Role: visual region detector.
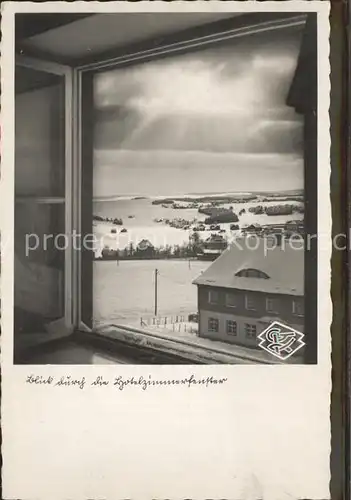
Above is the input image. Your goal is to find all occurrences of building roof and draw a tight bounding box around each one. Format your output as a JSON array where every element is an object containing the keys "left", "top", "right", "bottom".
[
  {"left": 193, "top": 236, "right": 304, "bottom": 296},
  {"left": 138, "top": 239, "right": 154, "bottom": 250}
]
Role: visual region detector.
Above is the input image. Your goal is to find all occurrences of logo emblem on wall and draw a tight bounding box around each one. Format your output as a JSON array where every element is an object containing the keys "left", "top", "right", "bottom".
[{"left": 257, "top": 321, "right": 305, "bottom": 360}]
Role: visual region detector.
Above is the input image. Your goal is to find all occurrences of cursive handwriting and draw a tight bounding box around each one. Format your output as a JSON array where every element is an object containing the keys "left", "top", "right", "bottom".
[
  {"left": 91, "top": 376, "right": 109, "bottom": 386},
  {"left": 114, "top": 374, "right": 228, "bottom": 391},
  {"left": 55, "top": 376, "right": 86, "bottom": 390},
  {"left": 26, "top": 374, "right": 54, "bottom": 385}
]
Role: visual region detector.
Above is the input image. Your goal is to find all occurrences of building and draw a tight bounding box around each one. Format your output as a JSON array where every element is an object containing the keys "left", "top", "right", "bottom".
[
  {"left": 197, "top": 234, "right": 228, "bottom": 261},
  {"left": 285, "top": 220, "right": 304, "bottom": 234},
  {"left": 192, "top": 236, "right": 304, "bottom": 349},
  {"left": 136, "top": 239, "right": 155, "bottom": 257}
]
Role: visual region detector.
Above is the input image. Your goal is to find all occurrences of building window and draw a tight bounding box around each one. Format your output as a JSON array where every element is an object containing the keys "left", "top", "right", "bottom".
[
  {"left": 245, "top": 324, "right": 257, "bottom": 339},
  {"left": 208, "top": 318, "right": 219, "bottom": 333},
  {"left": 245, "top": 294, "right": 256, "bottom": 311},
  {"left": 226, "top": 320, "right": 237, "bottom": 335},
  {"left": 225, "top": 293, "right": 238, "bottom": 308},
  {"left": 235, "top": 268, "right": 270, "bottom": 279},
  {"left": 266, "top": 297, "right": 279, "bottom": 313},
  {"left": 292, "top": 299, "right": 304, "bottom": 316},
  {"left": 208, "top": 290, "right": 219, "bottom": 305}
]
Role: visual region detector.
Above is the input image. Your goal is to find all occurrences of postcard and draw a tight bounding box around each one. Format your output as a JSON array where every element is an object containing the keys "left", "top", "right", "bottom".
[{"left": 1, "top": 1, "right": 332, "bottom": 499}]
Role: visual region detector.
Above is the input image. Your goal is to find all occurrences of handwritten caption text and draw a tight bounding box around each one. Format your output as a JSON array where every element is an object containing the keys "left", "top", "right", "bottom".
[{"left": 25, "top": 374, "right": 228, "bottom": 391}]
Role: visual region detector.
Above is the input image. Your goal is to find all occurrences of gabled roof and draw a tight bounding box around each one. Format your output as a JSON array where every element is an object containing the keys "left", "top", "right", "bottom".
[
  {"left": 193, "top": 236, "right": 304, "bottom": 296},
  {"left": 137, "top": 239, "right": 154, "bottom": 250}
]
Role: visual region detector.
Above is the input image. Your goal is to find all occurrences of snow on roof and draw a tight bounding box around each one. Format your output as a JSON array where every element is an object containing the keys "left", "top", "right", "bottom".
[{"left": 193, "top": 236, "right": 304, "bottom": 296}]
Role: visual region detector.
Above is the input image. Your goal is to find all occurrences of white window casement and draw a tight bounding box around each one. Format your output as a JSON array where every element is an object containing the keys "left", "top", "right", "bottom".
[
  {"left": 12, "top": 12, "right": 309, "bottom": 362},
  {"left": 14, "top": 56, "right": 76, "bottom": 349},
  {"left": 292, "top": 299, "right": 305, "bottom": 317}
]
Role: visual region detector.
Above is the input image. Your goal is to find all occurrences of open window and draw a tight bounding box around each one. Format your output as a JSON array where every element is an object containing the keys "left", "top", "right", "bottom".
[
  {"left": 13, "top": 12, "right": 317, "bottom": 364},
  {"left": 14, "top": 58, "right": 74, "bottom": 355}
]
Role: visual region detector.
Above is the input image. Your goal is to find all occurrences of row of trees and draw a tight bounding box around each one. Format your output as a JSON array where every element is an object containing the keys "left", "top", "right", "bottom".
[
  {"left": 248, "top": 204, "right": 304, "bottom": 216},
  {"left": 93, "top": 215, "right": 123, "bottom": 225}
]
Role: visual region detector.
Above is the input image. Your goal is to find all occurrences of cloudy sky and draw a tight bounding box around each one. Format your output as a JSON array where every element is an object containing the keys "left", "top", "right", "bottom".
[{"left": 93, "top": 24, "right": 304, "bottom": 198}]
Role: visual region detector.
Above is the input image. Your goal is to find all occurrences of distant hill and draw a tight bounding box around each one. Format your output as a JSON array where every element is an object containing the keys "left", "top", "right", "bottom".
[{"left": 251, "top": 189, "right": 304, "bottom": 196}]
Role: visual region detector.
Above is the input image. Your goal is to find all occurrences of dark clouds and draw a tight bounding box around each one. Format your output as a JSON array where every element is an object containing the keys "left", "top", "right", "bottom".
[
  {"left": 94, "top": 111, "right": 303, "bottom": 155},
  {"left": 92, "top": 24, "right": 305, "bottom": 196}
]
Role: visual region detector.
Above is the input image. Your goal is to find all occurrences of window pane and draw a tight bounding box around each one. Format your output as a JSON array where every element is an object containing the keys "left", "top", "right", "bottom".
[
  {"left": 208, "top": 318, "right": 219, "bottom": 332},
  {"left": 245, "top": 295, "right": 256, "bottom": 310},
  {"left": 209, "top": 290, "right": 219, "bottom": 304},
  {"left": 293, "top": 299, "right": 304, "bottom": 316},
  {"left": 15, "top": 66, "right": 65, "bottom": 197},
  {"left": 266, "top": 297, "right": 279, "bottom": 312},
  {"left": 14, "top": 202, "right": 65, "bottom": 332},
  {"left": 245, "top": 324, "right": 257, "bottom": 339},
  {"left": 226, "top": 320, "right": 237, "bottom": 335},
  {"left": 226, "top": 293, "right": 237, "bottom": 307}
]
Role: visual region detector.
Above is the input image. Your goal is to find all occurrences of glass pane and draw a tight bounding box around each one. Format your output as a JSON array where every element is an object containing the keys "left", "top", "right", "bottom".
[
  {"left": 14, "top": 202, "right": 65, "bottom": 333},
  {"left": 91, "top": 20, "right": 308, "bottom": 363},
  {"left": 15, "top": 66, "right": 65, "bottom": 197}
]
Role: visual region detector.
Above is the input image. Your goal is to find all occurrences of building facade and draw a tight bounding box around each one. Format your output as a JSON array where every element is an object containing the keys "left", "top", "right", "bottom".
[
  {"left": 197, "top": 285, "right": 304, "bottom": 348},
  {"left": 193, "top": 237, "right": 304, "bottom": 350}
]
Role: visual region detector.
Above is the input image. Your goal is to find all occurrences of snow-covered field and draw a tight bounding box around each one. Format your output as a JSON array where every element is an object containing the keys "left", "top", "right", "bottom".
[
  {"left": 93, "top": 198, "right": 304, "bottom": 256},
  {"left": 93, "top": 259, "right": 208, "bottom": 327}
]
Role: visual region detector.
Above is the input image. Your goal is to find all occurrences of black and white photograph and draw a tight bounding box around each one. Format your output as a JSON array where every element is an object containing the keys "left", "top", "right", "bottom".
[{"left": 12, "top": 8, "right": 318, "bottom": 365}]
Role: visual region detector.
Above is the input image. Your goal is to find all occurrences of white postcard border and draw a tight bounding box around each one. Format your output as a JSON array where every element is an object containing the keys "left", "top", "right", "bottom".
[{"left": 1, "top": 2, "right": 331, "bottom": 499}]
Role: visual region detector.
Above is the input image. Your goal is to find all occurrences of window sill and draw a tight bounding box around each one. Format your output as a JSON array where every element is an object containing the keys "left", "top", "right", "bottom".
[
  {"left": 92, "top": 324, "right": 279, "bottom": 364},
  {"left": 14, "top": 324, "right": 301, "bottom": 364},
  {"left": 14, "top": 318, "right": 72, "bottom": 362},
  {"left": 15, "top": 337, "right": 136, "bottom": 365}
]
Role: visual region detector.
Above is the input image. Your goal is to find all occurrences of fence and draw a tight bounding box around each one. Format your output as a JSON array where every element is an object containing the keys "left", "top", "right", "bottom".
[{"left": 140, "top": 315, "right": 198, "bottom": 334}]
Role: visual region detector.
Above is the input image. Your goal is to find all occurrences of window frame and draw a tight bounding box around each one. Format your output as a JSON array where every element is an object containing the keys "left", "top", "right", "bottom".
[
  {"left": 292, "top": 299, "right": 304, "bottom": 317},
  {"left": 235, "top": 268, "right": 270, "bottom": 279},
  {"left": 14, "top": 55, "right": 76, "bottom": 350},
  {"left": 226, "top": 320, "right": 237, "bottom": 336},
  {"left": 245, "top": 323, "right": 257, "bottom": 339},
  {"left": 245, "top": 294, "right": 256, "bottom": 311},
  {"left": 14, "top": 13, "right": 313, "bottom": 363},
  {"left": 208, "top": 289, "right": 220, "bottom": 305},
  {"left": 266, "top": 297, "right": 279, "bottom": 314},
  {"left": 75, "top": 14, "right": 307, "bottom": 337},
  {"left": 208, "top": 317, "right": 219, "bottom": 333},
  {"left": 225, "top": 292, "right": 238, "bottom": 308}
]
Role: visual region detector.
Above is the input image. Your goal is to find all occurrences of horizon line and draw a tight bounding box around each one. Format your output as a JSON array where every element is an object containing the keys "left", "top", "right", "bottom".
[{"left": 93, "top": 188, "right": 304, "bottom": 202}]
